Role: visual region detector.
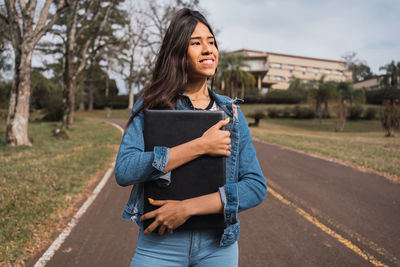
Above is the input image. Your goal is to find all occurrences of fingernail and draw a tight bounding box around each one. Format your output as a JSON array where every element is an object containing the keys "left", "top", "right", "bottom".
[
  {"left": 148, "top": 198, "right": 154, "bottom": 203},
  {"left": 225, "top": 117, "right": 230, "bottom": 122}
]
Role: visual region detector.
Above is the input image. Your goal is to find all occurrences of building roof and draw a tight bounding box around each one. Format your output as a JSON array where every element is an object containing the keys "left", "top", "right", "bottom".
[{"left": 233, "top": 49, "right": 347, "bottom": 64}]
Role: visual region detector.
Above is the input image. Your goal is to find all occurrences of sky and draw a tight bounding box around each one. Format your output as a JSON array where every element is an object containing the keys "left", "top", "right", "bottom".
[
  {"left": 2, "top": 0, "right": 399, "bottom": 94},
  {"left": 197, "top": 0, "right": 400, "bottom": 74}
]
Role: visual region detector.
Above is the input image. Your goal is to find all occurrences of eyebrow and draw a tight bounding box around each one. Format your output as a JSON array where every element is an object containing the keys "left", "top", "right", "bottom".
[{"left": 190, "top": 36, "right": 214, "bottom": 40}]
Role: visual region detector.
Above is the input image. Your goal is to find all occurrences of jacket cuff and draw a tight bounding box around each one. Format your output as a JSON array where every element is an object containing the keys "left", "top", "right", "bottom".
[
  {"left": 219, "top": 183, "right": 238, "bottom": 225},
  {"left": 152, "top": 146, "right": 170, "bottom": 173}
]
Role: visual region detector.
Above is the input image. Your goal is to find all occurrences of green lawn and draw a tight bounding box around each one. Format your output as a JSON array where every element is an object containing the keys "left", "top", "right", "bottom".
[
  {"left": 0, "top": 118, "right": 122, "bottom": 266},
  {"left": 79, "top": 106, "right": 398, "bottom": 179},
  {"left": 248, "top": 118, "right": 400, "bottom": 179}
]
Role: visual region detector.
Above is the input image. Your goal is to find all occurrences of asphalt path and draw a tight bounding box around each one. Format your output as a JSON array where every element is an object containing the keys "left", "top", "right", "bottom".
[{"left": 29, "top": 119, "right": 400, "bottom": 267}]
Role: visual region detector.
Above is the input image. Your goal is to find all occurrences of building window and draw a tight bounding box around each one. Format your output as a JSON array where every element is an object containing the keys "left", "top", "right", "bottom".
[
  {"left": 274, "top": 76, "right": 282, "bottom": 81},
  {"left": 313, "top": 68, "right": 319, "bottom": 73},
  {"left": 300, "top": 66, "right": 307, "bottom": 72},
  {"left": 265, "top": 75, "right": 270, "bottom": 80},
  {"left": 324, "top": 69, "right": 332, "bottom": 74},
  {"left": 336, "top": 70, "right": 343, "bottom": 76},
  {"left": 271, "top": 63, "right": 282, "bottom": 69},
  {"left": 287, "top": 65, "right": 295, "bottom": 70}
]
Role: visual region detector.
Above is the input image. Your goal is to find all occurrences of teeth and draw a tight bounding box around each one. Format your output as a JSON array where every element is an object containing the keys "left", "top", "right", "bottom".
[{"left": 202, "top": 60, "right": 213, "bottom": 63}]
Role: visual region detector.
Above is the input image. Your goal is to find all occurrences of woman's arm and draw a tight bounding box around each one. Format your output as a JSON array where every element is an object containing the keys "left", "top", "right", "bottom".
[
  {"left": 165, "top": 118, "right": 231, "bottom": 172},
  {"left": 219, "top": 108, "right": 267, "bottom": 228},
  {"left": 115, "top": 103, "right": 231, "bottom": 186},
  {"left": 140, "top": 192, "right": 223, "bottom": 235}
]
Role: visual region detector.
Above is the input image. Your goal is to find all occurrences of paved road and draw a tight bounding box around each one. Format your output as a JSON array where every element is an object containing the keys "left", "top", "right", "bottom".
[{"left": 29, "top": 119, "right": 400, "bottom": 267}]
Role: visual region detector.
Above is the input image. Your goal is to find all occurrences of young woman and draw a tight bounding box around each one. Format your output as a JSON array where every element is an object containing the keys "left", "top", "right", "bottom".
[{"left": 115, "top": 8, "right": 267, "bottom": 267}]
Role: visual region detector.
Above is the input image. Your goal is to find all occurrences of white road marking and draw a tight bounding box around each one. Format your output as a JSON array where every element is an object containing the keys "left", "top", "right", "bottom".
[{"left": 34, "top": 119, "right": 124, "bottom": 267}]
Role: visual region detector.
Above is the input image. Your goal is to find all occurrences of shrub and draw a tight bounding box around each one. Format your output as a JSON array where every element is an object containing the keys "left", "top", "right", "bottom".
[
  {"left": 0, "top": 82, "right": 11, "bottom": 109},
  {"left": 282, "top": 107, "right": 292, "bottom": 118},
  {"left": 364, "top": 107, "right": 379, "bottom": 120},
  {"left": 265, "top": 89, "right": 305, "bottom": 104},
  {"left": 94, "top": 94, "right": 129, "bottom": 109},
  {"left": 248, "top": 110, "right": 266, "bottom": 127},
  {"left": 293, "top": 106, "right": 315, "bottom": 119},
  {"left": 267, "top": 107, "right": 280, "bottom": 118},
  {"left": 41, "top": 92, "right": 63, "bottom": 121},
  {"left": 348, "top": 105, "right": 364, "bottom": 120}
]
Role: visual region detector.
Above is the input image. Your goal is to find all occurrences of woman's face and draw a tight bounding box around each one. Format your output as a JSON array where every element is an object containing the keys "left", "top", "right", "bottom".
[{"left": 187, "top": 22, "right": 219, "bottom": 80}]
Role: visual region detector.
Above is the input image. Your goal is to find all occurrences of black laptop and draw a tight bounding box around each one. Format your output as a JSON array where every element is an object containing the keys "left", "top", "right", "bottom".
[{"left": 143, "top": 109, "right": 226, "bottom": 231}]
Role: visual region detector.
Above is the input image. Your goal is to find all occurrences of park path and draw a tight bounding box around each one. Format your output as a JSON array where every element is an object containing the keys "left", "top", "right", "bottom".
[{"left": 29, "top": 119, "right": 400, "bottom": 267}]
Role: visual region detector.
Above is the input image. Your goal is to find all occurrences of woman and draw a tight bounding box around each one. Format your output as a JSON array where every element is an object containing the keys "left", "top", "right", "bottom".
[{"left": 115, "top": 8, "right": 267, "bottom": 267}]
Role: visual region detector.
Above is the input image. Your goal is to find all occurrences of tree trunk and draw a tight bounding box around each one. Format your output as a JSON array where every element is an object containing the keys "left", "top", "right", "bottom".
[
  {"left": 128, "top": 82, "right": 135, "bottom": 110},
  {"left": 88, "top": 83, "right": 94, "bottom": 112},
  {"left": 240, "top": 83, "right": 245, "bottom": 99},
  {"left": 78, "top": 86, "right": 85, "bottom": 110},
  {"left": 67, "top": 80, "right": 76, "bottom": 128},
  {"left": 324, "top": 100, "right": 329, "bottom": 116},
  {"left": 61, "top": 77, "right": 76, "bottom": 131},
  {"left": 230, "top": 81, "right": 235, "bottom": 99},
  {"left": 79, "top": 101, "right": 85, "bottom": 110},
  {"left": 6, "top": 49, "right": 33, "bottom": 146},
  {"left": 105, "top": 75, "right": 109, "bottom": 97}
]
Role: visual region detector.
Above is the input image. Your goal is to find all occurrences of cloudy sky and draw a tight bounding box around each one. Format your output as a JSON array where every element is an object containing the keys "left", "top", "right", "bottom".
[{"left": 198, "top": 0, "right": 400, "bottom": 73}]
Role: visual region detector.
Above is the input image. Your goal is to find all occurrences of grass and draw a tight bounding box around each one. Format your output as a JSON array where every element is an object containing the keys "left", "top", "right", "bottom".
[
  {"left": 75, "top": 109, "right": 131, "bottom": 120},
  {"left": 248, "top": 118, "right": 400, "bottom": 179},
  {"left": 239, "top": 103, "right": 382, "bottom": 116},
  {"left": 0, "top": 118, "right": 122, "bottom": 266},
  {"left": 77, "top": 106, "right": 399, "bottom": 178}
]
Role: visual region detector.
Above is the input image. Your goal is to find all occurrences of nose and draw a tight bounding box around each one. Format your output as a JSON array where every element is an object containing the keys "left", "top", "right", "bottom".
[{"left": 202, "top": 42, "right": 213, "bottom": 55}]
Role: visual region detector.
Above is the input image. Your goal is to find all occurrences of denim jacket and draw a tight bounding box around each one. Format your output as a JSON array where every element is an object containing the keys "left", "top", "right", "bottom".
[{"left": 115, "top": 90, "right": 267, "bottom": 246}]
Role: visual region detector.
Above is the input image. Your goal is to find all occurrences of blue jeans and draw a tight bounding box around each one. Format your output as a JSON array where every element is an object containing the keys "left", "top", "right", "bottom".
[{"left": 130, "top": 229, "right": 238, "bottom": 267}]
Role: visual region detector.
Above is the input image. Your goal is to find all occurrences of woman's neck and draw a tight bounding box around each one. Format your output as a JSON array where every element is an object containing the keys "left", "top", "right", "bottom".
[{"left": 184, "top": 78, "right": 209, "bottom": 101}]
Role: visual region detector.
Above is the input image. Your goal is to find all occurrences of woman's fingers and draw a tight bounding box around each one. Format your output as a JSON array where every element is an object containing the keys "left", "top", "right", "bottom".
[
  {"left": 158, "top": 225, "right": 166, "bottom": 235},
  {"left": 143, "top": 221, "right": 159, "bottom": 235},
  {"left": 149, "top": 199, "right": 168, "bottom": 206},
  {"left": 213, "top": 118, "right": 229, "bottom": 130}
]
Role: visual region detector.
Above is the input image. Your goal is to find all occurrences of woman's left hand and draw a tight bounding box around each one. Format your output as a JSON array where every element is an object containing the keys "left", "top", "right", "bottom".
[{"left": 139, "top": 199, "right": 191, "bottom": 235}]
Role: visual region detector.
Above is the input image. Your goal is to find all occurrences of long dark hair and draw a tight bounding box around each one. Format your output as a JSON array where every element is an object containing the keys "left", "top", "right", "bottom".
[{"left": 127, "top": 8, "right": 218, "bottom": 125}]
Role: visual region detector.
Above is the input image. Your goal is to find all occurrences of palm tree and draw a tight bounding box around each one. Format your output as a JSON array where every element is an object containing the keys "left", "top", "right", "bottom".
[
  {"left": 307, "top": 76, "right": 338, "bottom": 128},
  {"left": 379, "top": 61, "right": 400, "bottom": 89},
  {"left": 215, "top": 52, "right": 255, "bottom": 99}
]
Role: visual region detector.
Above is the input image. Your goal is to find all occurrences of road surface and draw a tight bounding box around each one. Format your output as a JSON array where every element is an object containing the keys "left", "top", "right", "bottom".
[{"left": 29, "top": 119, "right": 400, "bottom": 267}]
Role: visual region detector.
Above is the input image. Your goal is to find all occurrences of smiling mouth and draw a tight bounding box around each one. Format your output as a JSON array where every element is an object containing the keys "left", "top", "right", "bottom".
[{"left": 199, "top": 59, "right": 214, "bottom": 64}]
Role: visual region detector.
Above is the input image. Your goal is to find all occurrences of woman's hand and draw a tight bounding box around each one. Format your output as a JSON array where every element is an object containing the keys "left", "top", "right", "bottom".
[
  {"left": 163, "top": 118, "right": 231, "bottom": 173},
  {"left": 140, "top": 199, "right": 191, "bottom": 235},
  {"left": 201, "top": 118, "right": 231, "bottom": 157}
]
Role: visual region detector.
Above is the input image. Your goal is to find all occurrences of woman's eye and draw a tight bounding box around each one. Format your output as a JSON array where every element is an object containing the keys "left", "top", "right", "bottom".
[
  {"left": 191, "top": 42, "right": 200, "bottom": 45},
  {"left": 209, "top": 41, "right": 214, "bottom": 45}
]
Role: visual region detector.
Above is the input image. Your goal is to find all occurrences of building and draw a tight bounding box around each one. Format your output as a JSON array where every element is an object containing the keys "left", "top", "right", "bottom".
[
  {"left": 353, "top": 77, "right": 380, "bottom": 91},
  {"left": 234, "top": 49, "right": 352, "bottom": 91}
]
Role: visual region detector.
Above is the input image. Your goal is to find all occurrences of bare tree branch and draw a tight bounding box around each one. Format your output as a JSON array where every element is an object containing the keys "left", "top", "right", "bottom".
[{"left": 33, "top": 0, "right": 67, "bottom": 44}]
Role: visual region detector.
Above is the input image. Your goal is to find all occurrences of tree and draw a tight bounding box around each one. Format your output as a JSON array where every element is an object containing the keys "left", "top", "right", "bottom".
[
  {"left": 118, "top": 0, "right": 200, "bottom": 109},
  {"left": 216, "top": 52, "right": 255, "bottom": 99},
  {"left": 307, "top": 76, "right": 338, "bottom": 128},
  {"left": 381, "top": 99, "right": 399, "bottom": 137},
  {"left": 332, "top": 81, "right": 365, "bottom": 131},
  {"left": 379, "top": 60, "right": 400, "bottom": 137},
  {"left": 59, "top": 0, "right": 123, "bottom": 131},
  {"left": 1, "top": 0, "right": 67, "bottom": 146},
  {"left": 120, "top": 7, "right": 147, "bottom": 110},
  {"left": 342, "top": 52, "right": 374, "bottom": 82},
  {"left": 379, "top": 60, "right": 400, "bottom": 90}
]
